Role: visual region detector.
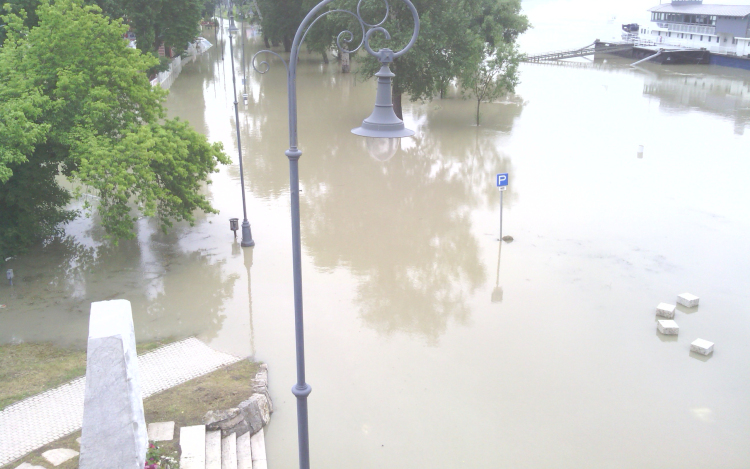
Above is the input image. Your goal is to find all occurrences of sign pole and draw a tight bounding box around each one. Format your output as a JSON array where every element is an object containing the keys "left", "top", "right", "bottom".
[
  {"left": 496, "top": 172, "right": 508, "bottom": 241},
  {"left": 499, "top": 190, "right": 503, "bottom": 241}
]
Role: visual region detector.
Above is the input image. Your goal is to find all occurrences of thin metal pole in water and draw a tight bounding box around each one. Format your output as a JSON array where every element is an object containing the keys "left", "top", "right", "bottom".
[
  {"left": 499, "top": 190, "right": 504, "bottom": 241},
  {"left": 229, "top": 29, "right": 255, "bottom": 247}
]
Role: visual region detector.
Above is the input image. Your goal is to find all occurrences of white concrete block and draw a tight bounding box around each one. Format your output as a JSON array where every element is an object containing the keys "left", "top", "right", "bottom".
[
  {"left": 79, "top": 300, "right": 147, "bottom": 469},
  {"left": 677, "top": 293, "right": 699, "bottom": 307},
  {"left": 656, "top": 303, "right": 676, "bottom": 319},
  {"left": 180, "top": 425, "right": 206, "bottom": 469},
  {"left": 237, "top": 432, "right": 253, "bottom": 469},
  {"left": 250, "top": 428, "right": 266, "bottom": 469},
  {"left": 205, "top": 430, "right": 222, "bottom": 469},
  {"left": 148, "top": 421, "right": 175, "bottom": 441},
  {"left": 691, "top": 339, "right": 714, "bottom": 355},
  {"left": 657, "top": 320, "right": 679, "bottom": 335},
  {"left": 222, "top": 433, "right": 238, "bottom": 469},
  {"left": 41, "top": 448, "right": 79, "bottom": 466}
]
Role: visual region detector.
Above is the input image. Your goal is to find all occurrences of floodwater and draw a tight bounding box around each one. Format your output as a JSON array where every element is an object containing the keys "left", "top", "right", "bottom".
[{"left": 3, "top": 7, "right": 750, "bottom": 469}]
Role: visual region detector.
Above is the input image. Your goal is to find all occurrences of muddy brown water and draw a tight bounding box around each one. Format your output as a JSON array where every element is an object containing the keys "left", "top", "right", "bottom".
[{"left": 2, "top": 13, "right": 750, "bottom": 469}]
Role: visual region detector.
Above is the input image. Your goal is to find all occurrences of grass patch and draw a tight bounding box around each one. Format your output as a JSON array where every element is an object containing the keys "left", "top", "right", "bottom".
[
  {"left": 0, "top": 343, "right": 86, "bottom": 410},
  {"left": 2, "top": 359, "right": 260, "bottom": 469},
  {"left": 0, "top": 339, "right": 176, "bottom": 410}
]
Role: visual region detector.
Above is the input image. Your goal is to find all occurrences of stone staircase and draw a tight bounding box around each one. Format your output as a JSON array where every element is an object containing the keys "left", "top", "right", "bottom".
[{"left": 179, "top": 426, "right": 267, "bottom": 469}]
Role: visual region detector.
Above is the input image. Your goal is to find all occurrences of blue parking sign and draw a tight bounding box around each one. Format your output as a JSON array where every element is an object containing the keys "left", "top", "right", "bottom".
[{"left": 496, "top": 173, "right": 509, "bottom": 187}]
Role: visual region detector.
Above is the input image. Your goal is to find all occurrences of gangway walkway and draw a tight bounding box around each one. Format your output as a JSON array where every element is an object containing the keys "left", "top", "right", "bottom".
[{"left": 524, "top": 41, "right": 635, "bottom": 63}]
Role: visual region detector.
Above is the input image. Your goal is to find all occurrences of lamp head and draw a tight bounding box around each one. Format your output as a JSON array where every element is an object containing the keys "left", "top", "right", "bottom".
[
  {"left": 228, "top": 15, "right": 239, "bottom": 33},
  {"left": 352, "top": 53, "right": 414, "bottom": 140}
]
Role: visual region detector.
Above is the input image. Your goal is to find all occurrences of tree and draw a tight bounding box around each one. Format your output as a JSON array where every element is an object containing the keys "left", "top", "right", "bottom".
[
  {"left": 461, "top": 42, "right": 521, "bottom": 125},
  {"left": 256, "top": 0, "right": 303, "bottom": 52},
  {"left": 122, "top": 0, "right": 203, "bottom": 57},
  {"left": 0, "top": 0, "right": 229, "bottom": 257},
  {"left": 355, "top": 0, "right": 529, "bottom": 119}
]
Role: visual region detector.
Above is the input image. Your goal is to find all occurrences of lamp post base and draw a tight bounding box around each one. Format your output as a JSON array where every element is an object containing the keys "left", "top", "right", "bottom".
[{"left": 241, "top": 220, "right": 255, "bottom": 247}]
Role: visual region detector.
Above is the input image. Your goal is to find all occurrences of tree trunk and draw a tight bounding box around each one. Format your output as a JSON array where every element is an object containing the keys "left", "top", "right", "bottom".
[
  {"left": 321, "top": 51, "right": 329, "bottom": 64},
  {"left": 393, "top": 92, "right": 403, "bottom": 120},
  {"left": 283, "top": 35, "right": 292, "bottom": 53},
  {"left": 476, "top": 100, "right": 481, "bottom": 126},
  {"left": 342, "top": 51, "right": 350, "bottom": 73},
  {"left": 264, "top": 35, "right": 270, "bottom": 48}
]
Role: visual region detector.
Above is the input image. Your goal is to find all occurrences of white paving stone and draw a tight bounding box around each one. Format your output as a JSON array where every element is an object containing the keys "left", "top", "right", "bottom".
[
  {"left": 0, "top": 337, "right": 242, "bottom": 467},
  {"left": 657, "top": 320, "right": 679, "bottom": 335},
  {"left": 15, "top": 463, "right": 46, "bottom": 469},
  {"left": 237, "top": 432, "right": 253, "bottom": 469},
  {"left": 148, "top": 421, "right": 176, "bottom": 441},
  {"left": 656, "top": 303, "right": 676, "bottom": 319},
  {"left": 677, "top": 293, "right": 699, "bottom": 307},
  {"left": 180, "top": 425, "right": 206, "bottom": 469},
  {"left": 222, "top": 433, "right": 238, "bottom": 469},
  {"left": 250, "top": 429, "right": 267, "bottom": 469},
  {"left": 41, "top": 448, "right": 79, "bottom": 466},
  {"left": 691, "top": 339, "right": 714, "bottom": 355},
  {"left": 205, "top": 430, "right": 222, "bottom": 469}
]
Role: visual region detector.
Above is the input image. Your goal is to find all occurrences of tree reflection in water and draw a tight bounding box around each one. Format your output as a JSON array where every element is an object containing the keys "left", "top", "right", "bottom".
[
  {"left": 0, "top": 218, "right": 238, "bottom": 347},
  {"left": 295, "top": 98, "right": 524, "bottom": 344}
]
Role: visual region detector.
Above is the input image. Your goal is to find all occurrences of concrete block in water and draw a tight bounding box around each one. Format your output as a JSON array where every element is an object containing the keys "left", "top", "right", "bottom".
[
  {"left": 79, "top": 300, "right": 147, "bottom": 469},
  {"left": 656, "top": 303, "right": 676, "bottom": 319},
  {"left": 691, "top": 339, "right": 714, "bottom": 355},
  {"left": 657, "top": 320, "right": 679, "bottom": 335},
  {"left": 677, "top": 293, "right": 699, "bottom": 307}
]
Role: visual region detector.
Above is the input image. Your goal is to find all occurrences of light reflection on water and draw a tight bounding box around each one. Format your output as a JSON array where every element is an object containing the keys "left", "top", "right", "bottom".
[{"left": 1, "top": 16, "right": 750, "bottom": 469}]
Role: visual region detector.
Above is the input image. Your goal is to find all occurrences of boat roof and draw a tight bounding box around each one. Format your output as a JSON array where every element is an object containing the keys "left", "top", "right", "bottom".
[{"left": 649, "top": 4, "right": 750, "bottom": 17}]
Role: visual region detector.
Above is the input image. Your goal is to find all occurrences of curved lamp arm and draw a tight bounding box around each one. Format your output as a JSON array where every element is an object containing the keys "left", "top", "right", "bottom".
[{"left": 251, "top": 0, "right": 420, "bottom": 149}]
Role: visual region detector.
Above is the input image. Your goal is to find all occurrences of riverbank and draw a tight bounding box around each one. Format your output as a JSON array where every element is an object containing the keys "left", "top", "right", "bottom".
[
  {"left": 0, "top": 340, "right": 171, "bottom": 410},
  {"left": 1, "top": 359, "right": 260, "bottom": 469}
]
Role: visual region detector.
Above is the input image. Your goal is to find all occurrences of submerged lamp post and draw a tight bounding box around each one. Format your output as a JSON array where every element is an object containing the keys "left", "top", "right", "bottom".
[
  {"left": 252, "top": 1, "right": 419, "bottom": 468},
  {"left": 228, "top": 14, "right": 255, "bottom": 247}
]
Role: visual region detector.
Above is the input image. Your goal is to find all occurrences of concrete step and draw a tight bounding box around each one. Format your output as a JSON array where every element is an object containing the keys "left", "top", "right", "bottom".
[
  {"left": 179, "top": 425, "right": 206, "bottom": 469},
  {"left": 249, "top": 429, "right": 267, "bottom": 469},
  {"left": 221, "top": 433, "right": 238, "bottom": 469},
  {"left": 180, "top": 424, "right": 266, "bottom": 469},
  {"left": 205, "top": 430, "right": 222, "bottom": 469},
  {"left": 236, "top": 432, "right": 252, "bottom": 469}
]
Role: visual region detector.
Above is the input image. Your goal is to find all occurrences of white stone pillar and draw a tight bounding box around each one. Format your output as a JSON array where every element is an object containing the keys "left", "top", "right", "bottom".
[{"left": 79, "top": 300, "right": 147, "bottom": 469}]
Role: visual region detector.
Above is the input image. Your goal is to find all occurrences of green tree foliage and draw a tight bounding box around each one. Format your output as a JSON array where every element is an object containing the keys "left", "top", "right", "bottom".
[
  {"left": 0, "top": 0, "right": 229, "bottom": 256},
  {"left": 460, "top": 42, "right": 521, "bottom": 125},
  {"left": 123, "top": 0, "right": 203, "bottom": 56},
  {"left": 253, "top": 0, "right": 528, "bottom": 118},
  {"left": 357, "top": 0, "right": 529, "bottom": 118},
  {"left": 256, "top": 0, "right": 303, "bottom": 51}
]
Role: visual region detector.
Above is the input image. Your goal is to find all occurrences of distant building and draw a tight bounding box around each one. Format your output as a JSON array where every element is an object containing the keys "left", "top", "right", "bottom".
[{"left": 641, "top": 0, "right": 750, "bottom": 56}]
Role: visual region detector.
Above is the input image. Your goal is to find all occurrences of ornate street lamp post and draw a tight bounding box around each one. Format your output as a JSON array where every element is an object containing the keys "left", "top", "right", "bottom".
[
  {"left": 252, "top": 1, "right": 419, "bottom": 468},
  {"left": 228, "top": 15, "right": 255, "bottom": 247}
]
